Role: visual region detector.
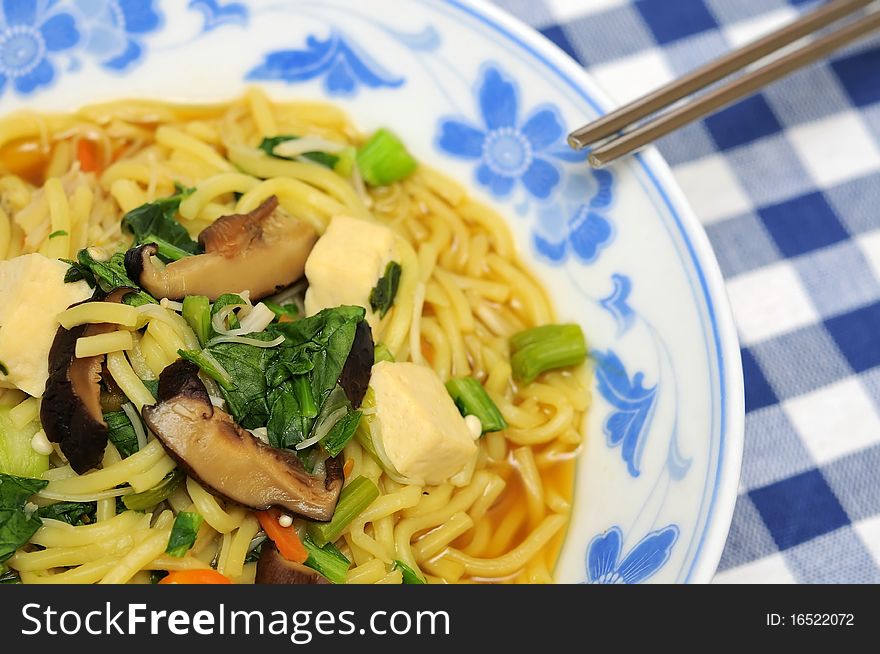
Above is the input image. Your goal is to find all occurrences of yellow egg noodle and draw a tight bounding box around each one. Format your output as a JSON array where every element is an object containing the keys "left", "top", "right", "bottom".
[{"left": 0, "top": 88, "right": 589, "bottom": 584}]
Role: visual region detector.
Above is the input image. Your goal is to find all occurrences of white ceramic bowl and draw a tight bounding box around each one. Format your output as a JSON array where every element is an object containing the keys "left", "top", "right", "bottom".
[{"left": 0, "top": 0, "right": 744, "bottom": 583}]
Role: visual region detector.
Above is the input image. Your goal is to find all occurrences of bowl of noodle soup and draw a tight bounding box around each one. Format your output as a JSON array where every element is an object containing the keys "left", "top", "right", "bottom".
[{"left": 0, "top": 0, "right": 743, "bottom": 584}]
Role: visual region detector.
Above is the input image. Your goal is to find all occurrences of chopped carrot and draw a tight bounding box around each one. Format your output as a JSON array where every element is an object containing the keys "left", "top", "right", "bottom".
[
  {"left": 343, "top": 458, "right": 354, "bottom": 478},
  {"left": 76, "top": 139, "right": 102, "bottom": 174},
  {"left": 159, "top": 569, "right": 231, "bottom": 585},
  {"left": 256, "top": 508, "right": 308, "bottom": 563}
]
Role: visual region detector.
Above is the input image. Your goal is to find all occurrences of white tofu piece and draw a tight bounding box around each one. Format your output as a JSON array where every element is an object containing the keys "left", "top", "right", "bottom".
[
  {"left": 0, "top": 254, "right": 93, "bottom": 396},
  {"left": 304, "top": 215, "right": 397, "bottom": 331},
  {"left": 370, "top": 361, "right": 477, "bottom": 485}
]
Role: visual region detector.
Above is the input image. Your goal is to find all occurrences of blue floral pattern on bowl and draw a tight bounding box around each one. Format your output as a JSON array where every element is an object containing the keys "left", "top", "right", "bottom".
[
  {"left": 587, "top": 525, "right": 678, "bottom": 584},
  {"left": 0, "top": 0, "right": 80, "bottom": 95},
  {"left": 75, "top": 0, "right": 162, "bottom": 71},
  {"left": 436, "top": 64, "right": 566, "bottom": 201},
  {"left": 533, "top": 169, "right": 615, "bottom": 264},
  {"left": 188, "top": 0, "right": 247, "bottom": 32},
  {"left": 592, "top": 349, "right": 658, "bottom": 477},
  {"left": 246, "top": 29, "right": 404, "bottom": 97}
]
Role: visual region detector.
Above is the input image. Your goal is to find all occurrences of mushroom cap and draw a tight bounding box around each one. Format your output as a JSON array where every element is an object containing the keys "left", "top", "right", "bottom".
[
  {"left": 125, "top": 196, "right": 317, "bottom": 301},
  {"left": 143, "top": 360, "right": 343, "bottom": 520},
  {"left": 40, "top": 287, "right": 137, "bottom": 473},
  {"left": 255, "top": 542, "right": 330, "bottom": 585}
]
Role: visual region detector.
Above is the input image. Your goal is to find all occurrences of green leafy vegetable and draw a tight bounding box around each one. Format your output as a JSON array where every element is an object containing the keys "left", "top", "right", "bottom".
[
  {"left": 178, "top": 348, "right": 233, "bottom": 390},
  {"left": 142, "top": 379, "right": 160, "bottom": 399},
  {"left": 143, "top": 234, "right": 193, "bottom": 261},
  {"left": 444, "top": 377, "right": 507, "bottom": 433},
  {"left": 0, "top": 406, "right": 49, "bottom": 479},
  {"left": 356, "top": 128, "right": 417, "bottom": 186},
  {"left": 369, "top": 261, "right": 401, "bottom": 318},
  {"left": 0, "top": 473, "right": 48, "bottom": 563},
  {"left": 121, "top": 186, "right": 199, "bottom": 258},
  {"left": 302, "top": 534, "right": 350, "bottom": 584},
  {"left": 211, "top": 293, "right": 247, "bottom": 333},
  {"left": 266, "top": 307, "right": 364, "bottom": 448},
  {"left": 48, "top": 230, "right": 68, "bottom": 239},
  {"left": 259, "top": 135, "right": 339, "bottom": 169},
  {"left": 321, "top": 410, "right": 362, "bottom": 458},
  {"left": 104, "top": 410, "right": 140, "bottom": 458},
  {"left": 63, "top": 249, "right": 155, "bottom": 305},
  {"left": 36, "top": 501, "right": 96, "bottom": 526},
  {"left": 122, "top": 469, "right": 184, "bottom": 511},
  {"left": 165, "top": 512, "right": 204, "bottom": 557},
  {"left": 509, "top": 324, "right": 587, "bottom": 384},
  {"left": 182, "top": 295, "right": 212, "bottom": 347},
  {"left": 373, "top": 343, "right": 394, "bottom": 364},
  {"left": 263, "top": 300, "right": 299, "bottom": 321},
  {"left": 182, "top": 306, "right": 367, "bottom": 452},
  {"left": 306, "top": 476, "right": 379, "bottom": 547},
  {"left": 393, "top": 559, "right": 426, "bottom": 584}
]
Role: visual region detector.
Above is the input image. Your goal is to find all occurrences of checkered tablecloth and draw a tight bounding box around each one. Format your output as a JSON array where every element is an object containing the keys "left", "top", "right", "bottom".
[{"left": 489, "top": 0, "right": 880, "bottom": 583}]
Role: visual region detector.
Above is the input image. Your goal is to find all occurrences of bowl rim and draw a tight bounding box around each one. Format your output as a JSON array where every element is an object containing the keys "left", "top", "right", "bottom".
[{"left": 454, "top": 0, "right": 745, "bottom": 583}]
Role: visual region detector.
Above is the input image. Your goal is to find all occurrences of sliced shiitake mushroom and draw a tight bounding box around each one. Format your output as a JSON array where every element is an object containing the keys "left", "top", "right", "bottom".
[
  {"left": 125, "top": 196, "right": 317, "bottom": 301},
  {"left": 338, "top": 319, "right": 374, "bottom": 408},
  {"left": 255, "top": 542, "right": 330, "bottom": 585},
  {"left": 142, "top": 360, "right": 343, "bottom": 520},
  {"left": 41, "top": 288, "right": 135, "bottom": 473}
]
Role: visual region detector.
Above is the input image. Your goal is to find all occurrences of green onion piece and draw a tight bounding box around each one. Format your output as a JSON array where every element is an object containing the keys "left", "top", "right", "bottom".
[
  {"left": 369, "top": 261, "right": 401, "bottom": 318},
  {"left": 177, "top": 349, "right": 233, "bottom": 390},
  {"left": 333, "top": 146, "right": 357, "bottom": 177},
  {"left": 373, "top": 343, "right": 394, "bottom": 364},
  {"left": 122, "top": 469, "right": 184, "bottom": 511},
  {"left": 182, "top": 295, "right": 212, "bottom": 347},
  {"left": 393, "top": 560, "right": 426, "bottom": 584},
  {"left": 307, "top": 476, "right": 379, "bottom": 547},
  {"left": 48, "top": 230, "right": 68, "bottom": 239},
  {"left": 302, "top": 534, "right": 350, "bottom": 584},
  {"left": 444, "top": 377, "right": 507, "bottom": 433},
  {"left": 292, "top": 374, "right": 318, "bottom": 418},
  {"left": 356, "top": 128, "right": 417, "bottom": 186},
  {"left": 165, "top": 511, "right": 204, "bottom": 557},
  {"left": 263, "top": 300, "right": 299, "bottom": 321},
  {"left": 322, "top": 410, "right": 362, "bottom": 458},
  {"left": 144, "top": 234, "right": 193, "bottom": 261},
  {"left": 509, "top": 324, "right": 587, "bottom": 384}
]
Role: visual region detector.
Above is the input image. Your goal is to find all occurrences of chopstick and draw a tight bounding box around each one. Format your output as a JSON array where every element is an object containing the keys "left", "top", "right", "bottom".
[{"left": 568, "top": 0, "right": 880, "bottom": 167}]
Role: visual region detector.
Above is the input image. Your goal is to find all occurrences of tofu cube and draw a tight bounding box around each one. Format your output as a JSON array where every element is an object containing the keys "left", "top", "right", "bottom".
[
  {"left": 304, "top": 215, "right": 397, "bottom": 331},
  {"left": 370, "top": 361, "right": 477, "bottom": 485},
  {"left": 0, "top": 254, "right": 93, "bottom": 396}
]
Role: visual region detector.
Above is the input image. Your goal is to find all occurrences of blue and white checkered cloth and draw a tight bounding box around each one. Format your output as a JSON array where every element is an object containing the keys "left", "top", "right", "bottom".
[{"left": 490, "top": 0, "right": 880, "bottom": 583}]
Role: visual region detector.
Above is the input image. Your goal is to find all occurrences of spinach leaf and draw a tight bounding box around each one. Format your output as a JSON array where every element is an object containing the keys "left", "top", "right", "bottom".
[
  {"left": 0, "top": 474, "right": 48, "bottom": 563},
  {"left": 122, "top": 186, "right": 199, "bottom": 257},
  {"left": 142, "top": 379, "right": 160, "bottom": 399},
  {"left": 263, "top": 300, "right": 299, "bottom": 321},
  {"left": 369, "top": 261, "right": 401, "bottom": 318},
  {"left": 185, "top": 306, "right": 366, "bottom": 451},
  {"left": 36, "top": 501, "right": 96, "bottom": 526},
  {"left": 322, "top": 409, "right": 362, "bottom": 458},
  {"left": 165, "top": 511, "right": 203, "bottom": 557},
  {"left": 207, "top": 333, "right": 276, "bottom": 429},
  {"left": 63, "top": 250, "right": 156, "bottom": 305},
  {"left": 259, "top": 135, "right": 339, "bottom": 169},
  {"left": 210, "top": 293, "right": 247, "bottom": 333},
  {"left": 104, "top": 410, "right": 140, "bottom": 458},
  {"left": 272, "top": 306, "right": 365, "bottom": 411}
]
